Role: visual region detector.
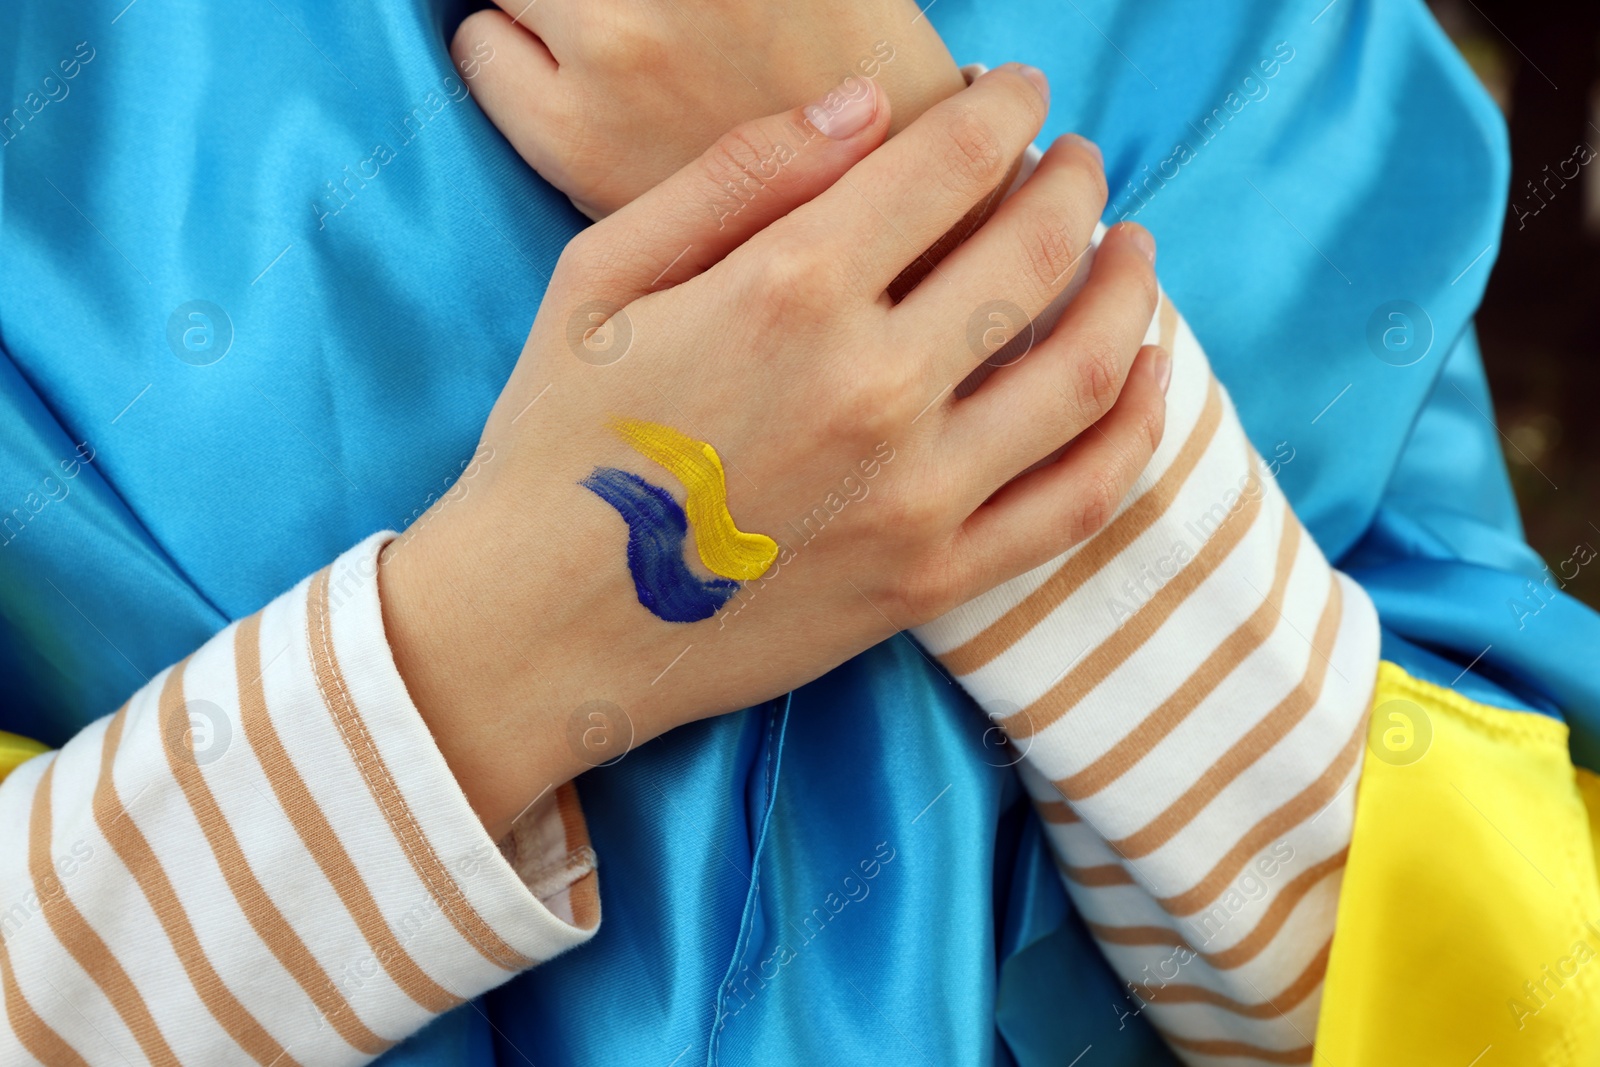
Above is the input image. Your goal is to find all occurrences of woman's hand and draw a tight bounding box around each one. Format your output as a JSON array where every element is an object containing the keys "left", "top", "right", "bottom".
[
  {"left": 451, "top": 0, "right": 968, "bottom": 217},
  {"left": 380, "top": 69, "right": 1167, "bottom": 839}
]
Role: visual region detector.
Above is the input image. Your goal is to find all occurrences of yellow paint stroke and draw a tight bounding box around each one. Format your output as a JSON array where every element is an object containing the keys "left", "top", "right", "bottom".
[{"left": 608, "top": 416, "right": 778, "bottom": 581}]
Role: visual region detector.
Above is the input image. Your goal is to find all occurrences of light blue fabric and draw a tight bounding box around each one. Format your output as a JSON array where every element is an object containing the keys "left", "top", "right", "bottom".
[{"left": 4, "top": 0, "right": 1598, "bottom": 1065}]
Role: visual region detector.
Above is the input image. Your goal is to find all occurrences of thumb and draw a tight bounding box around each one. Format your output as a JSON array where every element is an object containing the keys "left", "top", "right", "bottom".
[{"left": 564, "top": 78, "right": 891, "bottom": 305}]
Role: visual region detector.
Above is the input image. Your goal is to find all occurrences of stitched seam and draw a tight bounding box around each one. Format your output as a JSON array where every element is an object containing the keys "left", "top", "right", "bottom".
[
  {"left": 306, "top": 571, "right": 528, "bottom": 970},
  {"left": 1379, "top": 663, "right": 1568, "bottom": 748},
  {"left": 522, "top": 846, "right": 599, "bottom": 888}
]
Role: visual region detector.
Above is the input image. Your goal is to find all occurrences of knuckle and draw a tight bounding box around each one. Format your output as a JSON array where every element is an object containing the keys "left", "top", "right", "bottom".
[
  {"left": 703, "top": 122, "right": 781, "bottom": 197},
  {"left": 1070, "top": 337, "right": 1124, "bottom": 420},
  {"left": 1136, "top": 392, "right": 1167, "bottom": 456},
  {"left": 746, "top": 242, "right": 835, "bottom": 316},
  {"left": 584, "top": 22, "right": 661, "bottom": 68},
  {"left": 889, "top": 554, "right": 961, "bottom": 623},
  {"left": 551, "top": 226, "right": 653, "bottom": 306},
  {"left": 1071, "top": 471, "right": 1121, "bottom": 543},
  {"left": 554, "top": 226, "right": 631, "bottom": 289},
  {"left": 831, "top": 370, "right": 911, "bottom": 447},
  {"left": 752, "top": 243, "right": 806, "bottom": 289},
  {"left": 552, "top": 228, "right": 601, "bottom": 282},
  {"left": 938, "top": 107, "right": 1007, "bottom": 192},
  {"left": 875, "top": 487, "right": 941, "bottom": 542},
  {"left": 1020, "top": 209, "right": 1082, "bottom": 296}
]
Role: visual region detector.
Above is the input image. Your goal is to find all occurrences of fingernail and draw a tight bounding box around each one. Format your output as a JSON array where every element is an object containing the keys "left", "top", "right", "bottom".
[
  {"left": 1124, "top": 223, "right": 1156, "bottom": 264},
  {"left": 805, "top": 77, "right": 878, "bottom": 140},
  {"left": 1065, "top": 133, "right": 1103, "bottom": 170},
  {"left": 1016, "top": 64, "right": 1050, "bottom": 111},
  {"left": 1152, "top": 346, "right": 1172, "bottom": 395}
]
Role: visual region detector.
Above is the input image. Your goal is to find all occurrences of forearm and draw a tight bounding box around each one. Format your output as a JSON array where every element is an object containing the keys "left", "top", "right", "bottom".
[
  {"left": 0, "top": 534, "right": 597, "bottom": 1065},
  {"left": 910, "top": 171, "right": 1381, "bottom": 1060}
]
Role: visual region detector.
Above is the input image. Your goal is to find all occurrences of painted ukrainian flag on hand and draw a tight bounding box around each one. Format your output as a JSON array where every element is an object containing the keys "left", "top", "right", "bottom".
[{"left": 582, "top": 418, "right": 778, "bottom": 623}]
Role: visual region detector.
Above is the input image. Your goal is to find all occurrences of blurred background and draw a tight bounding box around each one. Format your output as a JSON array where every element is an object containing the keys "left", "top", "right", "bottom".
[{"left": 1430, "top": 0, "right": 1600, "bottom": 607}]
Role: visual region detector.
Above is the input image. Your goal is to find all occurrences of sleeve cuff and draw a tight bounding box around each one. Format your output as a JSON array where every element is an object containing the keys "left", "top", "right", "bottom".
[
  {"left": 305, "top": 531, "right": 601, "bottom": 969},
  {"left": 0, "top": 532, "right": 600, "bottom": 1066}
]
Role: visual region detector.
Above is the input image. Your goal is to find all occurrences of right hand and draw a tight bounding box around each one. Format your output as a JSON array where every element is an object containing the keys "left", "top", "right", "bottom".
[
  {"left": 380, "top": 68, "right": 1168, "bottom": 838},
  {"left": 452, "top": 0, "right": 968, "bottom": 217}
]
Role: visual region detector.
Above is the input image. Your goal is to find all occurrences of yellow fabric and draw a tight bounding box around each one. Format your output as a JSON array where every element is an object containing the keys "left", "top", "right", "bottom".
[
  {"left": 1577, "top": 768, "right": 1600, "bottom": 882},
  {"left": 1317, "top": 662, "right": 1600, "bottom": 1064},
  {"left": 0, "top": 730, "right": 49, "bottom": 784}
]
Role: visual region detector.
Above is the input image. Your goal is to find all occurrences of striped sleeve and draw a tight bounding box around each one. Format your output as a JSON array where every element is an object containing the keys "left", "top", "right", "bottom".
[
  {"left": 912, "top": 182, "right": 1382, "bottom": 1062},
  {"left": 0, "top": 532, "right": 598, "bottom": 1066}
]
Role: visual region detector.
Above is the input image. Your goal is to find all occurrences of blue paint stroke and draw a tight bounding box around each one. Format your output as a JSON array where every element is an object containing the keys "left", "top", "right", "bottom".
[{"left": 581, "top": 466, "right": 741, "bottom": 623}]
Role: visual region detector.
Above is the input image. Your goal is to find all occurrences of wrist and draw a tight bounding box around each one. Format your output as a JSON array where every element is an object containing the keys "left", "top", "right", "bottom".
[{"left": 379, "top": 494, "right": 596, "bottom": 840}]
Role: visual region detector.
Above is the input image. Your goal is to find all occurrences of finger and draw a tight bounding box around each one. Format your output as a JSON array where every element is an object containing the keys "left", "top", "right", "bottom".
[
  {"left": 956, "top": 344, "right": 1170, "bottom": 588},
  {"left": 898, "top": 133, "right": 1109, "bottom": 380},
  {"left": 558, "top": 78, "right": 891, "bottom": 306},
  {"left": 779, "top": 63, "right": 1049, "bottom": 297},
  {"left": 486, "top": 0, "right": 561, "bottom": 44},
  {"left": 453, "top": 11, "right": 567, "bottom": 176},
  {"left": 946, "top": 222, "right": 1160, "bottom": 491}
]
